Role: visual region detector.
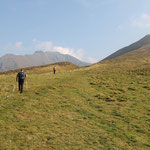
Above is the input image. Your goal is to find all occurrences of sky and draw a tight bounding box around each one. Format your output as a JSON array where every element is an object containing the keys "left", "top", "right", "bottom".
[{"left": 1, "top": 0, "right": 150, "bottom": 63}]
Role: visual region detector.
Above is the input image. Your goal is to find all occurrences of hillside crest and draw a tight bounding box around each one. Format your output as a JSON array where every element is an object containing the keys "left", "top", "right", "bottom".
[{"left": 103, "top": 34, "right": 150, "bottom": 61}]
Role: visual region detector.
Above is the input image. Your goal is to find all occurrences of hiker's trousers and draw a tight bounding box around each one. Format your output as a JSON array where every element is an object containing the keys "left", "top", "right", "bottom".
[{"left": 18, "top": 79, "right": 24, "bottom": 93}]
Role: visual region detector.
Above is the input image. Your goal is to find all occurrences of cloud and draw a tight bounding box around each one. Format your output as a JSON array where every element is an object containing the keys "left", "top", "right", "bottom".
[
  {"left": 3, "top": 40, "right": 96, "bottom": 63},
  {"left": 4, "top": 41, "right": 23, "bottom": 51},
  {"left": 15, "top": 42, "right": 22, "bottom": 49},
  {"left": 132, "top": 13, "right": 150, "bottom": 29},
  {"left": 54, "top": 46, "right": 84, "bottom": 60},
  {"left": 35, "top": 41, "right": 84, "bottom": 60}
]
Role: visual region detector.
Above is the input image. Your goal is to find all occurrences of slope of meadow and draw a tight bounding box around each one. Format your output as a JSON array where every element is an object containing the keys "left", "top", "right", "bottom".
[{"left": 0, "top": 61, "right": 150, "bottom": 149}]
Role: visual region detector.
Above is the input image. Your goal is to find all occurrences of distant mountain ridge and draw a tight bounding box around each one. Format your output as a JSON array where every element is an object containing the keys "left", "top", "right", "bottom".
[
  {"left": 103, "top": 34, "right": 150, "bottom": 61},
  {"left": 0, "top": 51, "right": 89, "bottom": 72}
]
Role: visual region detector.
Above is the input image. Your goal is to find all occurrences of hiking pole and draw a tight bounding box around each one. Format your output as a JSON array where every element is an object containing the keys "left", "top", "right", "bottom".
[
  {"left": 26, "top": 79, "right": 28, "bottom": 89},
  {"left": 12, "top": 83, "right": 16, "bottom": 92}
]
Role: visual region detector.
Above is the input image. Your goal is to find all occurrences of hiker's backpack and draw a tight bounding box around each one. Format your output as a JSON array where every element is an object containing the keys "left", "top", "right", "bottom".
[
  {"left": 53, "top": 66, "right": 56, "bottom": 71},
  {"left": 18, "top": 72, "right": 26, "bottom": 80}
]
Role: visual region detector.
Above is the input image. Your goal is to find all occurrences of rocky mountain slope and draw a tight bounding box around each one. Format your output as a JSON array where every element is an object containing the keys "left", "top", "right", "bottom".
[{"left": 0, "top": 51, "right": 89, "bottom": 72}]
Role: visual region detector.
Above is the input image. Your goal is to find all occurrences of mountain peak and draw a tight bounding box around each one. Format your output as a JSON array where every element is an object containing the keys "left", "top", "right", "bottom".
[
  {"left": 140, "top": 34, "right": 150, "bottom": 43},
  {"left": 0, "top": 51, "right": 89, "bottom": 72},
  {"left": 34, "top": 50, "right": 44, "bottom": 54},
  {"left": 143, "top": 34, "right": 150, "bottom": 39}
]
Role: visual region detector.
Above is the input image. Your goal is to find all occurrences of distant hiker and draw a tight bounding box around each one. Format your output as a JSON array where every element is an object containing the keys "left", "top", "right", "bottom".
[
  {"left": 16, "top": 69, "right": 26, "bottom": 93},
  {"left": 53, "top": 65, "right": 56, "bottom": 74}
]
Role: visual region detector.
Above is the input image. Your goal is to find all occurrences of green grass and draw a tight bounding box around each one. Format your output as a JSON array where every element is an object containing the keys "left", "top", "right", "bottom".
[{"left": 0, "top": 62, "right": 150, "bottom": 149}]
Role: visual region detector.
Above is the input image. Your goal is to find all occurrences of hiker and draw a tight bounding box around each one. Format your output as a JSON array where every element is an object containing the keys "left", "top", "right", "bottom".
[
  {"left": 53, "top": 65, "right": 56, "bottom": 74},
  {"left": 16, "top": 69, "right": 26, "bottom": 93}
]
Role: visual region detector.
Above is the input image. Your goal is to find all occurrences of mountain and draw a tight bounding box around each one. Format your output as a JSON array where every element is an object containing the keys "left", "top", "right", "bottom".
[
  {"left": 103, "top": 34, "right": 150, "bottom": 61},
  {"left": 0, "top": 51, "right": 89, "bottom": 72}
]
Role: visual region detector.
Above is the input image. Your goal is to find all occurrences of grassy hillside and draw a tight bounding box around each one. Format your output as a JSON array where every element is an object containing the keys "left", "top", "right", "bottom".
[
  {"left": 100, "top": 44, "right": 150, "bottom": 71},
  {"left": 103, "top": 34, "right": 150, "bottom": 61},
  {"left": 0, "top": 61, "right": 150, "bottom": 149}
]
